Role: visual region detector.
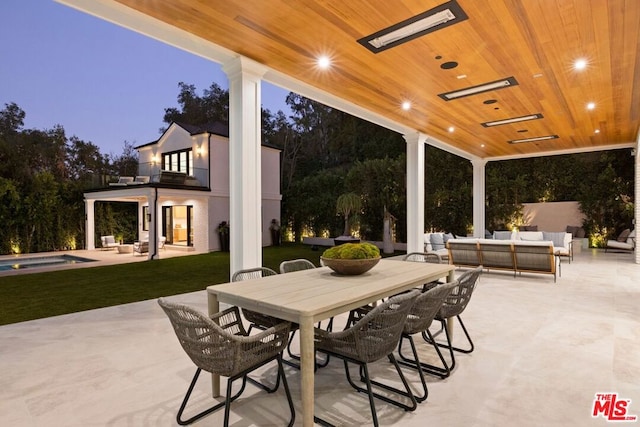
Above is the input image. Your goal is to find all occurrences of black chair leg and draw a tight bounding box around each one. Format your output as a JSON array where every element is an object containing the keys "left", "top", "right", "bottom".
[
  {"left": 276, "top": 354, "right": 296, "bottom": 427},
  {"left": 399, "top": 330, "right": 453, "bottom": 380},
  {"left": 434, "top": 315, "right": 474, "bottom": 354},
  {"left": 344, "top": 355, "right": 417, "bottom": 412},
  {"left": 176, "top": 368, "right": 245, "bottom": 426}
]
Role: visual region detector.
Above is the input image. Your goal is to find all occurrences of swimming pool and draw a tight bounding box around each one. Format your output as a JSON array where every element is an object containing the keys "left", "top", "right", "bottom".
[{"left": 0, "top": 254, "right": 97, "bottom": 271}]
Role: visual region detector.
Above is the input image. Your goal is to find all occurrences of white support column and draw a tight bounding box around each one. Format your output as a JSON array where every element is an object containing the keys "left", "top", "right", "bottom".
[
  {"left": 471, "top": 158, "right": 487, "bottom": 238},
  {"left": 85, "top": 199, "right": 95, "bottom": 250},
  {"left": 404, "top": 132, "right": 427, "bottom": 253},
  {"left": 223, "top": 57, "right": 267, "bottom": 277},
  {"left": 149, "top": 189, "right": 158, "bottom": 260}
]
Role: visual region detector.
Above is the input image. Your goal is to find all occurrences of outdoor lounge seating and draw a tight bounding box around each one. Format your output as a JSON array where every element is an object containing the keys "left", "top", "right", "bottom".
[
  {"left": 447, "top": 238, "right": 558, "bottom": 282},
  {"left": 606, "top": 229, "right": 636, "bottom": 253},
  {"left": 157, "top": 299, "right": 295, "bottom": 426},
  {"left": 314, "top": 290, "right": 420, "bottom": 427},
  {"left": 100, "top": 235, "right": 119, "bottom": 250},
  {"left": 133, "top": 240, "right": 148, "bottom": 255}
]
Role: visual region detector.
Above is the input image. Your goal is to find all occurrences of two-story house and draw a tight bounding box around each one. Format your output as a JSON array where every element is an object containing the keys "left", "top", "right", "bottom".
[{"left": 83, "top": 122, "right": 281, "bottom": 258}]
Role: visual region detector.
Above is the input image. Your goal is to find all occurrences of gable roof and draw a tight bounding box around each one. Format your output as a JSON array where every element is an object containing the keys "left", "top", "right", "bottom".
[{"left": 135, "top": 121, "right": 229, "bottom": 149}]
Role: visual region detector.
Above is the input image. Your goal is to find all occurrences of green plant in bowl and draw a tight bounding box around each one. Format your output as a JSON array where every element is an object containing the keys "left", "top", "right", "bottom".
[{"left": 321, "top": 242, "right": 381, "bottom": 275}]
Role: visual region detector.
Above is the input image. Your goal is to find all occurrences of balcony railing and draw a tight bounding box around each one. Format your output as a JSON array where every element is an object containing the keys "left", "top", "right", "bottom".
[{"left": 137, "top": 163, "right": 209, "bottom": 187}]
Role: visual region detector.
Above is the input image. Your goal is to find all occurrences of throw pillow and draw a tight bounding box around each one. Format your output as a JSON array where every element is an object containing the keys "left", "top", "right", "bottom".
[
  {"left": 493, "top": 231, "right": 512, "bottom": 240},
  {"left": 443, "top": 232, "right": 455, "bottom": 243},
  {"left": 430, "top": 233, "right": 445, "bottom": 250},
  {"left": 617, "top": 229, "right": 631, "bottom": 242},
  {"left": 543, "top": 231, "right": 566, "bottom": 248}
]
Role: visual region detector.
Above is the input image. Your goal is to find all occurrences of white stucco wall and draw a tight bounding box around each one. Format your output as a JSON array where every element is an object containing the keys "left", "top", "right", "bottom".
[{"left": 521, "top": 201, "right": 585, "bottom": 232}]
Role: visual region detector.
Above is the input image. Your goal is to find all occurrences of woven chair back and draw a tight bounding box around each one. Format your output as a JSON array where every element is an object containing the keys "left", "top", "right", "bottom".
[
  {"left": 334, "top": 290, "right": 419, "bottom": 363},
  {"left": 158, "top": 299, "right": 289, "bottom": 377},
  {"left": 439, "top": 267, "right": 482, "bottom": 319},
  {"left": 231, "top": 267, "right": 277, "bottom": 281},
  {"left": 404, "top": 282, "right": 457, "bottom": 335},
  {"left": 403, "top": 252, "right": 442, "bottom": 263},
  {"left": 279, "top": 259, "right": 316, "bottom": 273}
]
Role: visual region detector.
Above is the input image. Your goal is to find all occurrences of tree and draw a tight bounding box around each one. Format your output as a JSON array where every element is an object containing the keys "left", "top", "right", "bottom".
[
  {"left": 336, "top": 192, "right": 362, "bottom": 236},
  {"left": 162, "top": 82, "right": 229, "bottom": 129}
]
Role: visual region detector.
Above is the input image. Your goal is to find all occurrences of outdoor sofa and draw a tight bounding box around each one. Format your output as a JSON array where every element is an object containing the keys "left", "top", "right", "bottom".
[{"left": 446, "top": 238, "right": 559, "bottom": 282}]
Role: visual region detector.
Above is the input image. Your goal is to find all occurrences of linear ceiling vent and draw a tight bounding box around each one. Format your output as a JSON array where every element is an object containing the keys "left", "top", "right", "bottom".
[
  {"left": 358, "top": 0, "right": 468, "bottom": 53},
  {"left": 508, "top": 135, "right": 559, "bottom": 144},
  {"left": 439, "top": 77, "right": 519, "bottom": 101},
  {"left": 481, "top": 113, "right": 543, "bottom": 127}
]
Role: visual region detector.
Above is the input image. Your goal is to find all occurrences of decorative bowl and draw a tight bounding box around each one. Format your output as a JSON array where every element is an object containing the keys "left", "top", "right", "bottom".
[{"left": 320, "top": 256, "right": 381, "bottom": 275}]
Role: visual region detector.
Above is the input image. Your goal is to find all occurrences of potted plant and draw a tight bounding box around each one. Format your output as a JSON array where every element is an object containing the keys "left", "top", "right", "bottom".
[
  {"left": 217, "top": 221, "right": 230, "bottom": 252},
  {"left": 269, "top": 219, "right": 281, "bottom": 246},
  {"left": 335, "top": 192, "right": 362, "bottom": 245},
  {"left": 321, "top": 242, "right": 381, "bottom": 275}
]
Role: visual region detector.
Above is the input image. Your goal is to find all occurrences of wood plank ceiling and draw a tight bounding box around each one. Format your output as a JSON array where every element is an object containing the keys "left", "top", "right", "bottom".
[{"left": 113, "top": 0, "right": 640, "bottom": 159}]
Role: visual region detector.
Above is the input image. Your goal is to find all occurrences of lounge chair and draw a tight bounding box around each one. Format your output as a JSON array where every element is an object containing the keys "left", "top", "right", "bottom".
[
  {"left": 108, "top": 176, "right": 134, "bottom": 186},
  {"left": 606, "top": 229, "right": 636, "bottom": 253},
  {"left": 100, "top": 235, "right": 119, "bottom": 250},
  {"left": 133, "top": 240, "right": 148, "bottom": 255}
]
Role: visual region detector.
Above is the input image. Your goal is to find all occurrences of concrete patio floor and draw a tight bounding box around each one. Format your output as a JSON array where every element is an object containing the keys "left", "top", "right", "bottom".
[{"left": 0, "top": 249, "right": 638, "bottom": 426}]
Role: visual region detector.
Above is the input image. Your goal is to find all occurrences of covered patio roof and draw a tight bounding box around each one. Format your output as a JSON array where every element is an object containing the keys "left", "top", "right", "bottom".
[
  {"left": 57, "top": 0, "right": 640, "bottom": 269},
  {"left": 57, "top": 0, "right": 639, "bottom": 160}
]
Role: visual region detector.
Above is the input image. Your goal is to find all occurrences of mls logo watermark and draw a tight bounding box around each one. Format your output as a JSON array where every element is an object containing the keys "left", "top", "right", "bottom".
[{"left": 592, "top": 393, "right": 638, "bottom": 422}]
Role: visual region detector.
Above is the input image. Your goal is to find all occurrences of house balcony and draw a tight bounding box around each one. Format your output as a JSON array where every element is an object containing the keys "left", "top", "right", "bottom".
[{"left": 136, "top": 163, "right": 209, "bottom": 188}]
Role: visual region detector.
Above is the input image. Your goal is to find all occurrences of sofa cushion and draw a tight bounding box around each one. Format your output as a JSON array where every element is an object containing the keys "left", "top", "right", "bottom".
[
  {"left": 430, "top": 233, "right": 445, "bottom": 250},
  {"left": 518, "top": 231, "right": 544, "bottom": 241},
  {"left": 493, "top": 231, "right": 512, "bottom": 240},
  {"left": 542, "top": 231, "right": 567, "bottom": 248},
  {"left": 443, "top": 233, "right": 455, "bottom": 243}
]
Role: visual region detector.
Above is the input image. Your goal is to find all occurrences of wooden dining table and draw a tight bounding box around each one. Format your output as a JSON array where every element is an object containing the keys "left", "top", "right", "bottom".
[{"left": 206, "top": 258, "right": 456, "bottom": 426}]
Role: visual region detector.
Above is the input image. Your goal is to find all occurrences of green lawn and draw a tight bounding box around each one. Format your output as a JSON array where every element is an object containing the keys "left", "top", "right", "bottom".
[{"left": 0, "top": 243, "right": 404, "bottom": 326}]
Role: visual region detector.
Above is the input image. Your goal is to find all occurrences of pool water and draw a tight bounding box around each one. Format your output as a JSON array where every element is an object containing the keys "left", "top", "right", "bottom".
[{"left": 0, "top": 254, "right": 96, "bottom": 271}]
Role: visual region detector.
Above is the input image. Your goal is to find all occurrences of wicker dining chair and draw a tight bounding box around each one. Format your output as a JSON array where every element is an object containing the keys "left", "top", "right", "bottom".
[
  {"left": 403, "top": 251, "right": 444, "bottom": 291},
  {"left": 279, "top": 258, "right": 316, "bottom": 273},
  {"left": 423, "top": 266, "right": 482, "bottom": 372},
  {"left": 396, "top": 281, "right": 458, "bottom": 400},
  {"left": 231, "top": 267, "right": 283, "bottom": 334},
  {"left": 278, "top": 258, "right": 333, "bottom": 368},
  {"left": 157, "top": 298, "right": 295, "bottom": 427},
  {"left": 313, "top": 290, "right": 420, "bottom": 427}
]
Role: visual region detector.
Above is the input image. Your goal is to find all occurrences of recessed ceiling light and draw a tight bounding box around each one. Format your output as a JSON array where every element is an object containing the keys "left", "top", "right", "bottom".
[
  {"left": 508, "top": 135, "right": 559, "bottom": 144},
  {"left": 401, "top": 101, "right": 411, "bottom": 110},
  {"left": 595, "top": 129, "right": 600, "bottom": 134},
  {"left": 456, "top": 74, "right": 467, "bottom": 79},
  {"left": 574, "top": 58, "right": 587, "bottom": 70},
  {"left": 533, "top": 73, "right": 543, "bottom": 78},
  {"left": 481, "top": 113, "right": 543, "bottom": 127},
  {"left": 587, "top": 102, "right": 596, "bottom": 110},
  {"left": 480, "top": 144, "right": 485, "bottom": 148},
  {"left": 448, "top": 126, "right": 455, "bottom": 132},
  {"left": 439, "top": 77, "right": 518, "bottom": 101},
  {"left": 358, "top": 0, "right": 469, "bottom": 53},
  {"left": 317, "top": 56, "right": 331, "bottom": 69}
]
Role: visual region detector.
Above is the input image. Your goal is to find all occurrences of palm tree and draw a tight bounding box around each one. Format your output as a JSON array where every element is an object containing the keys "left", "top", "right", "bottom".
[{"left": 336, "top": 192, "right": 362, "bottom": 236}]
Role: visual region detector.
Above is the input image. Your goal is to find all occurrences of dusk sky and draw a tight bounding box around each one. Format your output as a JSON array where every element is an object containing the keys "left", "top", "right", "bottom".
[{"left": 0, "top": 0, "right": 291, "bottom": 155}]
